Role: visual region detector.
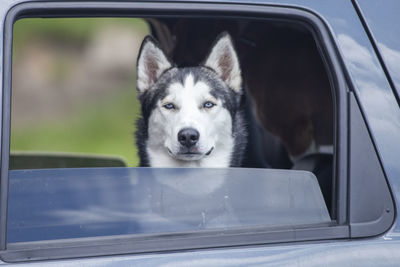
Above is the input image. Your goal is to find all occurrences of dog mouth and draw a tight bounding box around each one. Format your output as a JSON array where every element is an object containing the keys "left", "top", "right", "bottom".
[
  {"left": 167, "top": 146, "right": 214, "bottom": 160},
  {"left": 205, "top": 147, "right": 214, "bottom": 156}
]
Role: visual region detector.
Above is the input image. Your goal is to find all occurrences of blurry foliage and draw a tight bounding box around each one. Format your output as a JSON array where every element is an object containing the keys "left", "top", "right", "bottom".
[
  {"left": 11, "top": 18, "right": 149, "bottom": 167},
  {"left": 13, "top": 18, "right": 148, "bottom": 58},
  {"left": 11, "top": 87, "right": 141, "bottom": 166}
]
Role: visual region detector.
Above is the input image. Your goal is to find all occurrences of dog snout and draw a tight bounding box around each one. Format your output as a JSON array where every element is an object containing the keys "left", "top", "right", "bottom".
[{"left": 178, "top": 128, "right": 199, "bottom": 148}]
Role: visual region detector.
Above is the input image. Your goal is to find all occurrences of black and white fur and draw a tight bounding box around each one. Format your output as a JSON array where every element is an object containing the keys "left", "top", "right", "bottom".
[{"left": 135, "top": 32, "right": 247, "bottom": 167}]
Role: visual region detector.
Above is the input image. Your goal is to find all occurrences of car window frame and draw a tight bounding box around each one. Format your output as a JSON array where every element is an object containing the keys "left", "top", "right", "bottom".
[{"left": 1, "top": 0, "right": 350, "bottom": 262}]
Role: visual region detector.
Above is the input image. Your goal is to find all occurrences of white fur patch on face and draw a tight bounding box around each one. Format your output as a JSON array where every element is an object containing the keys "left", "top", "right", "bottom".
[{"left": 146, "top": 73, "right": 234, "bottom": 167}]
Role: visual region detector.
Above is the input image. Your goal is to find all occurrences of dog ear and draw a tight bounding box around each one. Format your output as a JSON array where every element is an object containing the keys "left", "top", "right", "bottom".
[
  {"left": 204, "top": 32, "right": 242, "bottom": 93},
  {"left": 137, "top": 36, "right": 172, "bottom": 93}
]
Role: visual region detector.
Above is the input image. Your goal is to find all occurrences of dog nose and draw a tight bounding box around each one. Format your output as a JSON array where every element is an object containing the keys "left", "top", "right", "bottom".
[{"left": 178, "top": 128, "right": 199, "bottom": 148}]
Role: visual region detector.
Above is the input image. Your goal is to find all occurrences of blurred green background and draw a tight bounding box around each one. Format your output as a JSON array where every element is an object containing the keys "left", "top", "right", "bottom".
[{"left": 11, "top": 18, "right": 150, "bottom": 167}]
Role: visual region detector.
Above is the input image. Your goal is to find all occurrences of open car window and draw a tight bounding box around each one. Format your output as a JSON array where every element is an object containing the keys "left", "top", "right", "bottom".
[
  {"left": 8, "top": 15, "right": 335, "bottom": 238},
  {"left": 5, "top": 14, "right": 337, "bottom": 249}
]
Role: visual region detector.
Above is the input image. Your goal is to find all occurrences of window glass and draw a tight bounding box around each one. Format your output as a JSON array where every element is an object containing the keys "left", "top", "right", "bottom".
[
  {"left": 8, "top": 17, "right": 334, "bottom": 244},
  {"left": 8, "top": 168, "right": 330, "bottom": 242}
]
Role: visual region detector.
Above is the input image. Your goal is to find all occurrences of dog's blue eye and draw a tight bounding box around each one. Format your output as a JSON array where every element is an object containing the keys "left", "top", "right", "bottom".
[
  {"left": 203, "top": 101, "right": 215, "bottom": 108},
  {"left": 163, "top": 103, "right": 175, "bottom": 110}
]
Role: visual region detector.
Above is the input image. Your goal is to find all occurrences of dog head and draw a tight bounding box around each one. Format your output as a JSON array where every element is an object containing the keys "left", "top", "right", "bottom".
[{"left": 136, "top": 32, "right": 242, "bottom": 165}]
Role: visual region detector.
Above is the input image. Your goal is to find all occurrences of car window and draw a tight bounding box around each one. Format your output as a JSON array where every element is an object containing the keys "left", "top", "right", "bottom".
[
  {"left": 9, "top": 16, "right": 334, "bottom": 239},
  {"left": 3, "top": 7, "right": 346, "bottom": 261}
]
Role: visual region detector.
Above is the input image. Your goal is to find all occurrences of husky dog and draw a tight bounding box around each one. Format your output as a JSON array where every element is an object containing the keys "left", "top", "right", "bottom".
[{"left": 135, "top": 32, "right": 247, "bottom": 167}]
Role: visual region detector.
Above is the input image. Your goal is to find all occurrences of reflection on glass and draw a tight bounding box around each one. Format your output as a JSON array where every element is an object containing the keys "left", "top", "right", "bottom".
[{"left": 7, "top": 168, "right": 330, "bottom": 243}]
